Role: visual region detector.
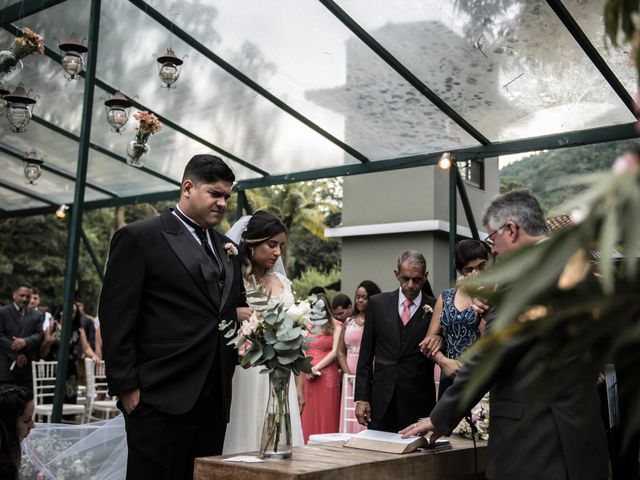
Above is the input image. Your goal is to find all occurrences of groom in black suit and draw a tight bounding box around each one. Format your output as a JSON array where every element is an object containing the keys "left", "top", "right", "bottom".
[
  {"left": 354, "top": 250, "right": 437, "bottom": 432},
  {"left": 100, "top": 155, "right": 246, "bottom": 480}
]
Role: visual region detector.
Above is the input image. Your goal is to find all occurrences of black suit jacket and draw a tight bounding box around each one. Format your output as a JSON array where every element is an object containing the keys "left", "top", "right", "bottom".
[
  {"left": 0, "top": 305, "right": 43, "bottom": 382},
  {"left": 99, "top": 210, "right": 246, "bottom": 418},
  {"left": 355, "top": 290, "right": 437, "bottom": 423},
  {"left": 430, "top": 309, "right": 608, "bottom": 480}
]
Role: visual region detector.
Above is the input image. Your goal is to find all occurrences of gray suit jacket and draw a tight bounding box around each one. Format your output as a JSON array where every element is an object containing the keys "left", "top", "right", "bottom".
[
  {"left": 0, "top": 305, "right": 44, "bottom": 382},
  {"left": 430, "top": 308, "right": 608, "bottom": 480}
]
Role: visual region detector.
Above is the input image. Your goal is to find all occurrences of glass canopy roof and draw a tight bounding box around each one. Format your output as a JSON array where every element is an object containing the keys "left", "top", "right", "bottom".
[{"left": 0, "top": 0, "right": 636, "bottom": 216}]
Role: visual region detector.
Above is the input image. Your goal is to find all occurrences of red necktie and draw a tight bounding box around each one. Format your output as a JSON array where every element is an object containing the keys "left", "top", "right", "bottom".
[{"left": 401, "top": 299, "right": 413, "bottom": 326}]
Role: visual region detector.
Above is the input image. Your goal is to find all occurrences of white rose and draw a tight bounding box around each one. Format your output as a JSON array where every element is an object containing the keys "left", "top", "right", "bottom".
[
  {"left": 285, "top": 303, "right": 310, "bottom": 326},
  {"left": 240, "top": 320, "right": 254, "bottom": 336}
]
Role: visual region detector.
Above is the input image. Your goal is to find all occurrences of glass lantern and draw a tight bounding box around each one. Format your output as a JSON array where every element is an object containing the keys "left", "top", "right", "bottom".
[
  {"left": 59, "top": 33, "right": 87, "bottom": 80},
  {"left": 104, "top": 91, "right": 133, "bottom": 133},
  {"left": 5, "top": 84, "right": 37, "bottom": 133},
  {"left": 23, "top": 149, "right": 44, "bottom": 185},
  {"left": 156, "top": 48, "right": 184, "bottom": 88}
]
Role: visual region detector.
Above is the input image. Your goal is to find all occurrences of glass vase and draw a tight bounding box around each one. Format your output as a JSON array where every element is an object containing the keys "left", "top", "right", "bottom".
[
  {"left": 259, "top": 370, "right": 293, "bottom": 459},
  {"left": 126, "top": 140, "right": 150, "bottom": 167},
  {"left": 0, "top": 50, "right": 23, "bottom": 82}
]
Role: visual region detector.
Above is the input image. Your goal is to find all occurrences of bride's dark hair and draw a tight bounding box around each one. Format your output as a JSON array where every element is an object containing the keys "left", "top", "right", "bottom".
[
  {"left": 240, "top": 210, "right": 286, "bottom": 280},
  {"left": 0, "top": 385, "right": 33, "bottom": 472}
]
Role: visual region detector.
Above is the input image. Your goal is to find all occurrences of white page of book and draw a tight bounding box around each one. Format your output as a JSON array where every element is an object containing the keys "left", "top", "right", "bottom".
[{"left": 353, "top": 429, "right": 419, "bottom": 444}]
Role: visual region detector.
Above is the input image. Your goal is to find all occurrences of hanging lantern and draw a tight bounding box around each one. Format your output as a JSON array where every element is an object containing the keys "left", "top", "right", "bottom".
[
  {"left": 156, "top": 48, "right": 184, "bottom": 89},
  {"left": 23, "top": 149, "right": 44, "bottom": 185},
  {"left": 104, "top": 91, "right": 133, "bottom": 133},
  {"left": 0, "top": 83, "right": 9, "bottom": 114},
  {"left": 58, "top": 33, "right": 87, "bottom": 80},
  {"left": 5, "top": 83, "right": 37, "bottom": 132}
]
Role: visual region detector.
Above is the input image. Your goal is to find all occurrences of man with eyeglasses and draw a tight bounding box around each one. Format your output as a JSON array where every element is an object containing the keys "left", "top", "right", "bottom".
[{"left": 401, "top": 189, "right": 608, "bottom": 480}]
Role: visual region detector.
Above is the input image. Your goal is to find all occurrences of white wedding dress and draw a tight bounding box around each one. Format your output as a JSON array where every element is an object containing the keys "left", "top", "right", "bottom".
[{"left": 222, "top": 271, "right": 305, "bottom": 454}]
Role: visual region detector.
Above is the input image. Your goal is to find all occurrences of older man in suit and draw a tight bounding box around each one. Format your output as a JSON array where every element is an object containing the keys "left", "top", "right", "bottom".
[
  {"left": 354, "top": 250, "right": 437, "bottom": 433},
  {"left": 100, "top": 155, "right": 246, "bottom": 480},
  {"left": 401, "top": 189, "right": 608, "bottom": 480},
  {"left": 0, "top": 282, "right": 43, "bottom": 390}
]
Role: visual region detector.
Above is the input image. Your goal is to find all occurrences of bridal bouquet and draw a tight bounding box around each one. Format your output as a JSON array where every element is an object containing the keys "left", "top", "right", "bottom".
[
  {"left": 219, "top": 289, "right": 327, "bottom": 376},
  {"left": 219, "top": 289, "right": 327, "bottom": 458},
  {"left": 452, "top": 393, "right": 490, "bottom": 441}
]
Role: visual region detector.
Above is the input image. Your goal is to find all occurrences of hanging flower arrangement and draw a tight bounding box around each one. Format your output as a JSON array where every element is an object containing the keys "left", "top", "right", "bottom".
[
  {"left": 126, "top": 110, "right": 161, "bottom": 167},
  {"left": 0, "top": 27, "right": 45, "bottom": 81}
]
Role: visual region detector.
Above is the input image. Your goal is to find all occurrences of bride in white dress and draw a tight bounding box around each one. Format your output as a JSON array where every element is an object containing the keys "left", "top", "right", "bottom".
[{"left": 223, "top": 211, "right": 305, "bottom": 454}]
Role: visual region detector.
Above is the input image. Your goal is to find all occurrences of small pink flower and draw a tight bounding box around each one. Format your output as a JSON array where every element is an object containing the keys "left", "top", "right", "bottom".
[
  {"left": 238, "top": 339, "right": 253, "bottom": 357},
  {"left": 224, "top": 242, "right": 238, "bottom": 256},
  {"left": 612, "top": 152, "right": 639, "bottom": 175}
]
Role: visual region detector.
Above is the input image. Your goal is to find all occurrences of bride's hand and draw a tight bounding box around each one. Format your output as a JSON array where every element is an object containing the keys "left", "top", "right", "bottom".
[{"left": 236, "top": 307, "right": 254, "bottom": 322}]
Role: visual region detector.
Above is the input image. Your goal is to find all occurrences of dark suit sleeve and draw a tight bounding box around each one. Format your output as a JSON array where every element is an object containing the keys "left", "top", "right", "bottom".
[
  {"left": 23, "top": 311, "right": 44, "bottom": 354},
  {"left": 0, "top": 312, "right": 12, "bottom": 354},
  {"left": 430, "top": 311, "right": 528, "bottom": 435},
  {"left": 99, "top": 227, "right": 145, "bottom": 395},
  {"left": 354, "top": 297, "right": 378, "bottom": 402}
]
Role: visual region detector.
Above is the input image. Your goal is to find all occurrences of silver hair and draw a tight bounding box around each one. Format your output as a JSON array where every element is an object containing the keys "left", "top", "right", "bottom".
[
  {"left": 482, "top": 189, "right": 548, "bottom": 236},
  {"left": 397, "top": 250, "right": 427, "bottom": 272}
]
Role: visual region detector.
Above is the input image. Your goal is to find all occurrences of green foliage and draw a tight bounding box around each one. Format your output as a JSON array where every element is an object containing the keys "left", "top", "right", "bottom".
[
  {"left": 464, "top": 162, "right": 640, "bottom": 439},
  {"left": 291, "top": 266, "right": 340, "bottom": 301},
  {"left": 500, "top": 140, "right": 640, "bottom": 214},
  {"left": 0, "top": 209, "right": 114, "bottom": 313}
]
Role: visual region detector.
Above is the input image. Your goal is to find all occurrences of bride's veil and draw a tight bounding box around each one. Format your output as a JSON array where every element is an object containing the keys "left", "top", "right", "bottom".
[
  {"left": 226, "top": 215, "right": 287, "bottom": 279},
  {"left": 22, "top": 415, "right": 127, "bottom": 480}
]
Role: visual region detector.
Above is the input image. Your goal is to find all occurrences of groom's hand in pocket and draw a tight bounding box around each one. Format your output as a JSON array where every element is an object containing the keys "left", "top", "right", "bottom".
[{"left": 121, "top": 388, "right": 140, "bottom": 414}]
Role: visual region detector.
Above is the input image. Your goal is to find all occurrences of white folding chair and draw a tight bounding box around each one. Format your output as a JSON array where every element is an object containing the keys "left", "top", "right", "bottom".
[
  {"left": 84, "top": 358, "right": 119, "bottom": 422},
  {"left": 31, "top": 360, "right": 86, "bottom": 423},
  {"left": 341, "top": 373, "right": 358, "bottom": 433}
]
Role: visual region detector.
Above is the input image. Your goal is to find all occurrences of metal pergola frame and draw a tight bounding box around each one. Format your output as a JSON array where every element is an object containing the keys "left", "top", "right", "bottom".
[{"left": 0, "top": 0, "right": 637, "bottom": 421}]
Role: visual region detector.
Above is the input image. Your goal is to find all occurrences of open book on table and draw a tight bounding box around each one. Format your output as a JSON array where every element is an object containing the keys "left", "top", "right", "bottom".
[{"left": 344, "top": 429, "right": 451, "bottom": 454}]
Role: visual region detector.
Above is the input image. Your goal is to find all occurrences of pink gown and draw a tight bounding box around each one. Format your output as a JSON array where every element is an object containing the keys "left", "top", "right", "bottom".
[
  {"left": 301, "top": 328, "right": 341, "bottom": 442},
  {"left": 339, "top": 318, "right": 366, "bottom": 433}
]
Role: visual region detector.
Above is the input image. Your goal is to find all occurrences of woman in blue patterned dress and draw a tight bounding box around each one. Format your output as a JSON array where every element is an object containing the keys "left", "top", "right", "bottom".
[{"left": 420, "top": 240, "right": 490, "bottom": 399}]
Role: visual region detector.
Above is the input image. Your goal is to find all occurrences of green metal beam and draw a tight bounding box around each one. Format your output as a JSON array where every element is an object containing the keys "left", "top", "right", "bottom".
[
  {"left": 0, "top": 188, "right": 180, "bottom": 219},
  {"left": 0, "top": 179, "right": 56, "bottom": 205},
  {"left": 53, "top": 0, "right": 101, "bottom": 423},
  {"left": 238, "top": 122, "right": 639, "bottom": 189},
  {"left": 0, "top": 122, "right": 636, "bottom": 219},
  {"left": 2, "top": 23, "right": 269, "bottom": 178},
  {"left": 80, "top": 227, "right": 105, "bottom": 281},
  {"left": 455, "top": 168, "right": 480, "bottom": 240},
  {"left": 30, "top": 114, "right": 182, "bottom": 187},
  {"left": 448, "top": 165, "right": 457, "bottom": 284},
  {"left": 546, "top": 0, "right": 637, "bottom": 116},
  {"left": 0, "top": 0, "right": 67, "bottom": 26},
  {"left": 0, "top": 142, "right": 118, "bottom": 198},
  {"left": 319, "top": 0, "right": 491, "bottom": 146},
  {"left": 129, "top": 0, "right": 369, "bottom": 164}
]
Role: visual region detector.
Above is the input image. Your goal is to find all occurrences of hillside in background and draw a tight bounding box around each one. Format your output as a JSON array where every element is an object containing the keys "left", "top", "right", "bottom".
[{"left": 499, "top": 139, "right": 640, "bottom": 214}]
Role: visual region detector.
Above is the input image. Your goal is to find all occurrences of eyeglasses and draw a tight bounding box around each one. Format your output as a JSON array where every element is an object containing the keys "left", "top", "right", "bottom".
[{"left": 483, "top": 222, "right": 518, "bottom": 247}]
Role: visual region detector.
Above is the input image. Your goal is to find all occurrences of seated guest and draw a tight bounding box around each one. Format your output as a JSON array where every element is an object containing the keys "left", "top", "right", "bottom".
[{"left": 420, "top": 239, "right": 489, "bottom": 398}]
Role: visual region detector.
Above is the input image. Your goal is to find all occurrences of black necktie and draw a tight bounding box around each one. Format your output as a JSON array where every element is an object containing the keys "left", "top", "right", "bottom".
[{"left": 174, "top": 209, "right": 225, "bottom": 282}]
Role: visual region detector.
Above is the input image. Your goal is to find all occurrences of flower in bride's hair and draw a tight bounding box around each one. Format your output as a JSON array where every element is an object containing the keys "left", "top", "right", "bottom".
[{"left": 238, "top": 339, "right": 253, "bottom": 357}]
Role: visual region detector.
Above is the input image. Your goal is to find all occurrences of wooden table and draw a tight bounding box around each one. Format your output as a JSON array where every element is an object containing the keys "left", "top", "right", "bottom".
[{"left": 195, "top": 437, "right": 486, "bottom": 480}]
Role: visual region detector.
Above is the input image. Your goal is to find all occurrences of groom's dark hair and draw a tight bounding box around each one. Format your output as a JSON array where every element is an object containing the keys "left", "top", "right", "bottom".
[{"left": 182, "top": 154, "right": 235, "bottom": 185}]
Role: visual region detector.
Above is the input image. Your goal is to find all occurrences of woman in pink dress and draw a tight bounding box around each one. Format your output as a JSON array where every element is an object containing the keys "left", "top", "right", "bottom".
[
  {"left": 300, "top": 295, "right": 342, "bottom": 442},
  {"left": 337, "top": 280, "right": 381, "bottom": 433}
]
